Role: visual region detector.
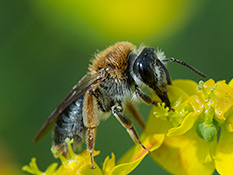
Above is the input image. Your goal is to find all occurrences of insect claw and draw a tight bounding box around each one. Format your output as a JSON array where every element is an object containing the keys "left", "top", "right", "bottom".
[
  {"left": 91, "top": 164, "right": 95, "bottom": 169},
  {"left": 146, "top": 147, "right": 151, "bottom": 154},
  {"left": 169, "top": 107, "right": 175, "bottom": 112},
  {"left": 139, "top": 141, "right": 151, "bottom": 154}
]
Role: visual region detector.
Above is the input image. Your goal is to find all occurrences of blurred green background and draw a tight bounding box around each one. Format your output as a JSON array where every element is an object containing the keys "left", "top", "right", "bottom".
[{"left": 0, "top": 0, "right": 232, "bottom": 174}]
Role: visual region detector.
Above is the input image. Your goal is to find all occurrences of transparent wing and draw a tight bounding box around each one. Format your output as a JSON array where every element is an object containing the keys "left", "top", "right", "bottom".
[{"left": 34, "top": 71, "right": 106, "bottom": 142}]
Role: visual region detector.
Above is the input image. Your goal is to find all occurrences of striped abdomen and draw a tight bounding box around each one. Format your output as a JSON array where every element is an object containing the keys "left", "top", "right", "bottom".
[{"left": 53, "top": 95, "right": 86, "bottom": 155}]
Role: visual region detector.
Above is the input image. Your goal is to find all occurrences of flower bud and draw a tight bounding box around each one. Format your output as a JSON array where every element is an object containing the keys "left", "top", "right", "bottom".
[{"left": 196, "top": 122, "right": 217, "bottom": 142}]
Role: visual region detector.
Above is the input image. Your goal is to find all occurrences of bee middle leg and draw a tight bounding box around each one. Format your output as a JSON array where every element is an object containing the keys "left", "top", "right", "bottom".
[{"left": 112, "top": 104, "right": 150, "bottom": 154}]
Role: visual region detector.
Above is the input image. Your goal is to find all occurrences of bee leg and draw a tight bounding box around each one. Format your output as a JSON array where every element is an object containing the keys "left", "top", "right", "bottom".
[
  {"left": 112, "top": 105, "right": 150, "bottom": 154},
  {"left": 135, "top": 87, "right": 158, "bottom": 106},
  {"left": 87, "top": 127, "right": 97, "bottom": 169},
  {"left": 135, "top": 88, "right": 174, "bottom": 111},
  {"left": 126, "top": 103, "right": 145, "bottom": 129},
  {"left": 84, "top": 89, "right": 99, "bottom": 169}
]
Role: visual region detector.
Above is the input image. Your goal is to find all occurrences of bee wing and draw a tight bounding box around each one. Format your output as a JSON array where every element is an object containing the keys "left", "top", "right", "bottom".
[{"left": 34, "top": 71, "right": 106, "bottom": 142}]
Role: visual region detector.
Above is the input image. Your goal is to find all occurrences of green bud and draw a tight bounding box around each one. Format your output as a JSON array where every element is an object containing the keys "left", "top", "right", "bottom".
[
  {"left": 198, "top": 80, "right": 209, "bottom": 98},
  {"left": 196, "top": 122, "right": 217, "bottom": 142},
  {"left": 197, "top": 81, "right": 204, "bottom": 90}
]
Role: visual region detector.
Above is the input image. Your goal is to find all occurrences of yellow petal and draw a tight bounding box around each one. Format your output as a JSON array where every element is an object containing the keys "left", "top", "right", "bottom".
[
  {"left": 44, "top": 163, "right": 58, "bottom": 174},
  {"left": 228, "top": 78, "right": 233, "bottom": 88},
  {"left": 111, "top": 156, "right": 145, "bottom": 175},
  {"left": 215, "top": 80, "right": 233, "bottom": 96},
  {"left": 118, "top": 133, "right": 165, "bottom": 164},
  {"left": 151, "top": 128, "right": 215, "bottom": 175},
  {"left": 22, "top": 158, "right": 44, "bottom": 175},
  {"left": 172, "top": 79, "right": 198, "bottom": 96},
  {"left": 164, "top": 94, "right": 204, "bottom": 137},
  {"left": 226, "top": 109, "right": 233, "bottom": 132},
  {"left": 187, "top": 95, "right": 205, "bottom": 115},
  {"left": 78, "top": 164, "right": 102, "bottom": 175},
  {"left": 167, "top": 112, "right": 196, "bottom": 137},
  {"left": 202, "top": 79, "right": 216, "bottom": 92},
  {"left": 214, "top": 97, "right": 233, "bottom": 121},
  {"left": 215, "top": 126, "right": 233, "bottom": 175},
  {"left": 58, "top": 161, "right": 102, "bottom": 175},
  {"left": 102, "top": 153, "right": 115, "bottom": 175},
  {"left": 167, "top": 85, "right": 190, "bottom": 102},
  {"left": 145, "top": 109, "right": 173, "bottom": 134},
  {"left": 57, "top": 150, "right": 101, "bottom": 175},
  {"left": 112, "top": 133, "right": 164, "bottom": 175}
]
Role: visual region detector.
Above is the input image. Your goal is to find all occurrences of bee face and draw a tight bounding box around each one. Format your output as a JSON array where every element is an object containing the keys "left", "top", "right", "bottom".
[{"left": 130, "top": 47, "right": 171, "bottom": 107}]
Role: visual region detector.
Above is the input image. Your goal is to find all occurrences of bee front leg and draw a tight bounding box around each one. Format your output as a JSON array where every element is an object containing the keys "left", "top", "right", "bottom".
[
  {"left": 112, "top": 104, "right": 150, "bottom": 154},
  {"left": 135, "top": 87, "right": 173, "bottom": 111},
  {"left": 83, "top": 88, "right": 99, "bottom": 169},
  {"left": 135, "top": 87, "right": 158, "bottom": 106}
]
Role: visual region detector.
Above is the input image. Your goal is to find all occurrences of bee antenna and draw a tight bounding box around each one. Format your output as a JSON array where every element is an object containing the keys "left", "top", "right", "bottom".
[{"left": 162, "top": 58, "right": 206, "bottom": 78}]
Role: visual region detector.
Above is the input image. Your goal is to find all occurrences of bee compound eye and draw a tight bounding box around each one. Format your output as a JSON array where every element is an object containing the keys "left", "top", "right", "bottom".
[
  {"left": 137, "top": 61, "right": 155, "bottom": 84},
  {"left": 133, "top": 47, "right": 157, "bottom": 85}
]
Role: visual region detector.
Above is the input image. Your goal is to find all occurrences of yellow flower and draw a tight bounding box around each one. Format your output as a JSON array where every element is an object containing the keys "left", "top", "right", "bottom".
[
  {"left": 23, "top": 78, "right": 233, "bottom": 175},
  {"left": 23, "top": 138, "right": 102, "bottom": 175},
  {"left": 33, "top": 1, "right": 204, "bottom": 41},
  {"left": 146, "top": 79, "right": 233, "bottom": 175},
  {"left": 23, "top": 134, "right": 163, "bottom": 175}
]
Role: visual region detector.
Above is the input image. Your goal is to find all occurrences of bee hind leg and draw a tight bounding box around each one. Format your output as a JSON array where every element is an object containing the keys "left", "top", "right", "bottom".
[
  {"left": 87, "top": 127, "right": 97, "bottom": 169},
  {"left": 112, "top": 104, "right": 150, "bottom": 154},
  {"left": 84, "top": 88, "right": 99, "bottom": 169}
]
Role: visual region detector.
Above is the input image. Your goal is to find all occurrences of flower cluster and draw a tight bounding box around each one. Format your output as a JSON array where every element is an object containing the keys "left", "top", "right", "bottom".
[
  {"left": 144, "top": 79, "right": 233, "bottom": 175},
  {"left": 23, "top": 134, "right": 162, "bottom": 175},
  {"left": 23, "top": 79, "right": 233, "bottom": 175}
]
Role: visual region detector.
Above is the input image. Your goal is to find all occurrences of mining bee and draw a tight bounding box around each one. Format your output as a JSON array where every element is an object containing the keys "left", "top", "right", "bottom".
[{"left": 34, "top": 42, "right": 206, "bottom": 169}]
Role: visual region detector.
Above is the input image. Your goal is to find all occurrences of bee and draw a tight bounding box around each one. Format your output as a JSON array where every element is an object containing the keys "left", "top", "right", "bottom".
[{"left": 34, "top": 42, "right": 206, "bottom": 169}]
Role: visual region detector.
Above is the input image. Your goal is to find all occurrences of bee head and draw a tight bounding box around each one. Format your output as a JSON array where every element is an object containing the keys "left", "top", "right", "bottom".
[{"left": 130, "top": 47, "right": 171, "bottom": 107}]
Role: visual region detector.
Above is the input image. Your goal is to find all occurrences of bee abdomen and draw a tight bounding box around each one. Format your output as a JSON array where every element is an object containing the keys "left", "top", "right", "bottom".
[{"left": 53, "top": 95, "right": 86, "bottom": 155}]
